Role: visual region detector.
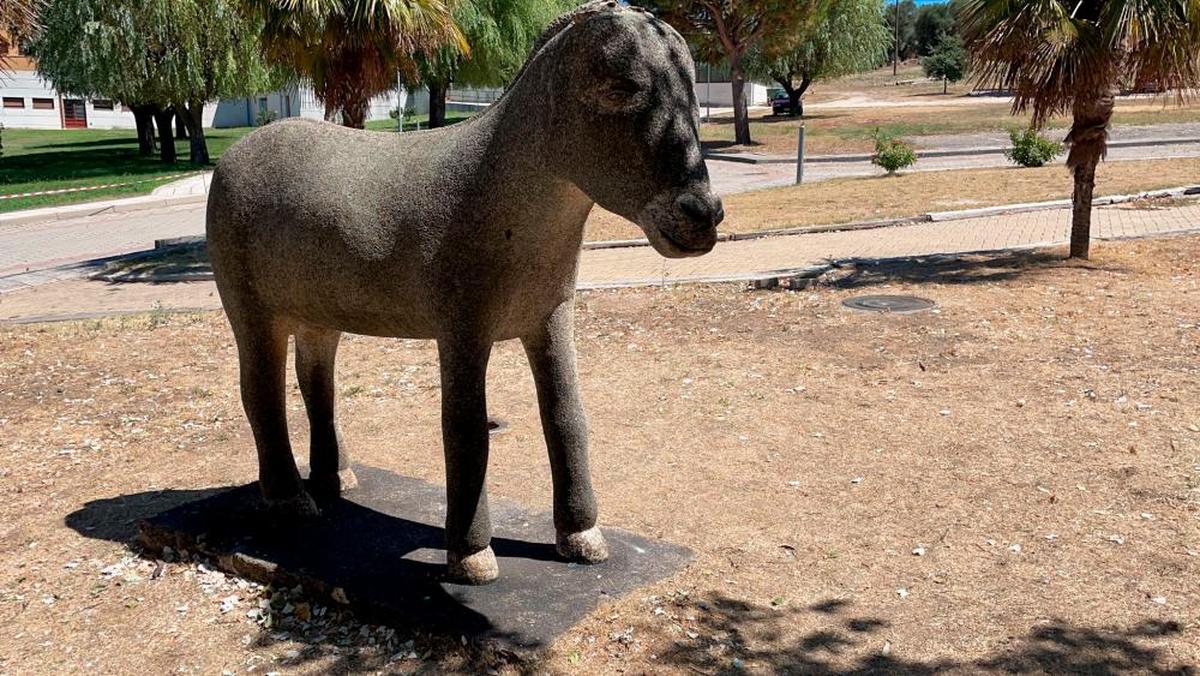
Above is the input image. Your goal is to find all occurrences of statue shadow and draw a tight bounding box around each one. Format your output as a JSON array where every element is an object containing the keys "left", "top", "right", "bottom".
[
  {"left": 63, "top": 466, "right": 691, "bottom": 663},
  {"left": 823, "top": 249, "right": 1120, "bottom": 290},
  {"left": 660, "top": 594, "right": 1193, "bottom": 674}
]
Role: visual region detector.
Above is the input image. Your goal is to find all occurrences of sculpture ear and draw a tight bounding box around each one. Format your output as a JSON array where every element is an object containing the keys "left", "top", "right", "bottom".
[{"left": 591, "top": 77, "right": 643, "bottom": 113}]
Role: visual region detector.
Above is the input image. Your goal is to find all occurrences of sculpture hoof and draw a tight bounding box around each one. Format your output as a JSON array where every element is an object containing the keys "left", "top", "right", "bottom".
[
  {"left": 309, "top": 467, "right": 359, "bottom": 499},
  {"left": 264, "top": 490, "right": 321, "bottom": 519},
  {"left": 557, "top": 526, "right": 609, "bottom": 563},
  {"left": 446, "top": 547, "right": 499, "bottom": 585}
]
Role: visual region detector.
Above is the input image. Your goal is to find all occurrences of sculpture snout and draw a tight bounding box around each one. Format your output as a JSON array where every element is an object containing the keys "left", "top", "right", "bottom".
[
  {"left": 676, "top": 192, "right": 725, "bottom": 230},
  {"left": 637, "top": 187, "right": 722, "bottom": 259}
]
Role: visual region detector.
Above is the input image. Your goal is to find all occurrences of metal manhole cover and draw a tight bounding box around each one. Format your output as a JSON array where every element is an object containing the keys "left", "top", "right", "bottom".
[{"left": 842, "top": 295, "right": 936, "bottom": 314}]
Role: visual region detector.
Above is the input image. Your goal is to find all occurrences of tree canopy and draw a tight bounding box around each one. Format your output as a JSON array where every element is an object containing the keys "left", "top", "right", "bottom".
[
  {"left": 745, "top": 0, "right": 889, "bottom": 117},
  {"left": 246, "top": 0, "right": 464, "bottom": 128},
  {"left": 920, "top": 33, "right": 967, "bottom": 93},
  {"left": 30, "top": 0, "right": 273, "bottom": 163},
  {"left": 914, "top": 2, "right": 956, "bottom": 56},
  {"left": 416, "top": 0, "right": 569, "bottom": 127},
  {"left": 637, "top": 0, "right": 824, "bottom": 145}
]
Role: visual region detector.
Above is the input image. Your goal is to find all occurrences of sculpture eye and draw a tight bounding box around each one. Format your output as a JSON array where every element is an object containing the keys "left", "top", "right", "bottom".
[{"left": 600, "top": 79, "right": 641, "bottom": 107}]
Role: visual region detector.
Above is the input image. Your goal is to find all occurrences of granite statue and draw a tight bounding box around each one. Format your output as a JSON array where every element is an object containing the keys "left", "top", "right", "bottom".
[{"left": 205, "top": 0, "right": 723, "bottom": 584}]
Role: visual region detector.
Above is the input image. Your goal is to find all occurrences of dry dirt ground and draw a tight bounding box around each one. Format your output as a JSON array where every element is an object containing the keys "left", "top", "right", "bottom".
[{"left": 2, "top": 235, "right": 1199, "bottom": 674}]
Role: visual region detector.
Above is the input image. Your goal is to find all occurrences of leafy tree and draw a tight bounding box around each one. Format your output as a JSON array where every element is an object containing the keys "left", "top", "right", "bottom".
[
  {"left": 744, "top": 0, "right": 889, "bottom": 117},
  {"left": 959, "top": 0, "right": 1200, "bottom": 259},
  {"left": 247, "top": 0, "right": 464, "bottom": 129},
  {"left": 31, "top": 0, "right": 273, "bottom": 164},
  {"left": 417, "top": 0, "right": 568, "bottom": 128},
  {"left": 920, "top": 33, "right": 967, "bottom": 93},
  {"left": 914, "top": 2, "right": 955, "bottom": 56},
  {"left": 883, "top": 0, "right": 917, "bottom": 65},
  {"left": 0, "top": 0, "right": 42, "bottom": 74},
  {"left": 637, "top": 0, "right": 823, "bottom": 145}
]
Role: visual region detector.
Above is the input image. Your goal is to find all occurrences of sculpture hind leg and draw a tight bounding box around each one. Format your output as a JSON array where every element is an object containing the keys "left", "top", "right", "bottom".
[
  {"left": 231, "top": 312, "right": 319, "bottom": 517},
  {"left": 522, "top": 301, "right": 609, "bottom": 564},
  {"left": 296, "top": 326, "right": 357, "bottom": 500},
  {"left": 437, "top": 336, "right": 498, "bottom": 584}
]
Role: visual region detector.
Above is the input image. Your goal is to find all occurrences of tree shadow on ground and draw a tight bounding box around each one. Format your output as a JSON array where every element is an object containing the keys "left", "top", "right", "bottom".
[
  {"left": 822, "top": 249, "right": 1121, "bottom": 290},
  {"left": 661, "top": 593, "right": 1193, "bottom": 675},
  {"left": 87, "top": 241, "right": 211, "bottom": 283}
]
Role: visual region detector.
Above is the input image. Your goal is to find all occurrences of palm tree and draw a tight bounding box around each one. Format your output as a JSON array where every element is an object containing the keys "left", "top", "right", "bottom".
[
  {"left": 246, "top": 0, "right": 465, "bottom": 128},
  {"left": 959, "top": 0, "right": 1200, "bottom": 259}
]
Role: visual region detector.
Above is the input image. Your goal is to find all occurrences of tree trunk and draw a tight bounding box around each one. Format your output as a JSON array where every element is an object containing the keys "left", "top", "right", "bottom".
[
  {"left": 131, "top": 104, "right": 157, "bottom": 156},
  {"left": 182, "top": 101, "right": 210, "bottom": 165},
  {"left": 340, "top": 97, "right": 368, "bottom": 129},
  {"left": 152, "top": 106, "right": 176, "bottom": 164},
  {"left": 174, "top": 107, "right": 188, "bottom": 139},
  {"left": 729, "top": 53, "right": 751, "bottom": 146},
  {"left": 428, "top": 81, "right": 449, "bottom": 128},
  {"left": 943, "top": 77, "right": 948, "bottom": 94},
  {"left": 794, "top": 77, "right": 812, "bottom": 118},
  {"left": 1064, "top": 87, "right": 1116, "bottom": 260},
  {"left": 1069, "top": 162, "right": 1096, "bottom": 259}
]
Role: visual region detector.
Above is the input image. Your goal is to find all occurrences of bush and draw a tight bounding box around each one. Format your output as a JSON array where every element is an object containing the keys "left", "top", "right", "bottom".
[
  {"left": 1005, "top": 128, "right": 1064, "bottom": 168},
  {"left": 255, "top": 107, "right": 279, "bottom": 127},
  {"left": 872, "top": 131, "right": 918, "bottom": 175}
]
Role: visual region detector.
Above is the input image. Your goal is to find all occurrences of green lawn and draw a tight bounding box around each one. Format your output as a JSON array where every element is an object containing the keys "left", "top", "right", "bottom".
[
  {"left": 0, "top": 127, "right": 255, "bottom": 214},
  {"left": 0, "top": 111, "right": 480, "bottom": 214}
]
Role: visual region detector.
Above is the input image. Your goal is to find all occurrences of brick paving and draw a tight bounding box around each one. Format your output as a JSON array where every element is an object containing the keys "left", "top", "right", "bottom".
[{"left": 579, "top": 201, "right": 1200, "bottom": 287}]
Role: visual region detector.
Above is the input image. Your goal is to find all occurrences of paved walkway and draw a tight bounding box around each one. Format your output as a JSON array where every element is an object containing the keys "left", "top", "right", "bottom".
[
  {"left": 2, "top": 200, "right": 1198, "bottom": 322},
  {"left": 579, "top": 200, "right": 1200, "bottom": 286}
]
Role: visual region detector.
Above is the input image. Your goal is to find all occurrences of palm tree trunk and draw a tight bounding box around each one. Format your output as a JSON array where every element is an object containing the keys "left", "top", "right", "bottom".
[
  {"left": 1064, "top": 87, "right": 1116, "bottom": 260},
  {"left": 1070, "top": 162, "right": 1096, "bottom": 259},
  {"left": 341, "top": 97, "right": 368, "bottom": 129},
  {"left": 428, "top": 81, "right": 448, "bottom": 128}
]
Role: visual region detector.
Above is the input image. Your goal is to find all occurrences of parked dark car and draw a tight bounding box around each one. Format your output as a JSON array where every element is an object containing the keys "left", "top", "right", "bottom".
[{"left": 770, "top": 90, "right": 791, "bottom": 116}]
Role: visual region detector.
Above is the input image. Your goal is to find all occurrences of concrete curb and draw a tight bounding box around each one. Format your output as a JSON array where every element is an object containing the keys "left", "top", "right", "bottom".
[
  {"left": 0, "top": 193, "right": 207, "bottom": 228},
  {"left": 704, "top": 136, "right": 1200, "bottom": 166}
]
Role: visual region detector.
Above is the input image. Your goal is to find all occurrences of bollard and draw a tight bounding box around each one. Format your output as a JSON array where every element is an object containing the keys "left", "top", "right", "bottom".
[{"left": 795, "top": 124, "right": 806, "bottom": 184}]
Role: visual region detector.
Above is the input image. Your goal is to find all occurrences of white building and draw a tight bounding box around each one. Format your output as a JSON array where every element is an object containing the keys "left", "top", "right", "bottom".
[{"left": 2, "top": 37, "right": 765, "bottom": 130}]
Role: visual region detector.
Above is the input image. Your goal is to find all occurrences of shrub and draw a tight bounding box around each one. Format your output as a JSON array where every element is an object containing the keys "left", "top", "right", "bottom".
[
  {"left": 255, "top": 107, "right": 279, "bottom": 127},
  {"left": 1005, "top": 128, "right": 1064, "bottom": 167},
  {"left": 872, "top": 131, "right": 918, "bottom": 175}
]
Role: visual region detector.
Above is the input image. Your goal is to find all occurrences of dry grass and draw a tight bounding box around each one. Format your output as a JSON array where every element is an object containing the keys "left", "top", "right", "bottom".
[
  {"left": 703, "top": 96, "right": 1200, "bottom": 156},
  {"left": 583, "top": 156, "right": 1200, "bottom": 242},
  {"left": 1, "top": 233, "right": 1199, "bottom": 673}
]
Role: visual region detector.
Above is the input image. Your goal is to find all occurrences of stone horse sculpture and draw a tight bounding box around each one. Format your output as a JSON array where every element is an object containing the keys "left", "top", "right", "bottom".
[{"left": 206, "top": 0, "right": 723, "bottom": 584}]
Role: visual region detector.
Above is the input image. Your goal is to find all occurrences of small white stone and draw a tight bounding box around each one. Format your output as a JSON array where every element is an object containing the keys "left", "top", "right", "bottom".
[
  {"left": 896, "top": 588, "right": 910, "bottom": 599},
  {"left": 911, "top": 546, "right": 926, "bottom": 557}
]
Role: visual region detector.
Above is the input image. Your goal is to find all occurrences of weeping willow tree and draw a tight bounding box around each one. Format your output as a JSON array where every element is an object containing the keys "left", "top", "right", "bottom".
[
  {"left": 959, "top": 0, "right": 1200, "bottom": 259},
  {"left": 416, "top": 0, "right": 569, "bottom": 128},
  {"left": 247, "top": 0, "right": 466, "bottom": 128}
]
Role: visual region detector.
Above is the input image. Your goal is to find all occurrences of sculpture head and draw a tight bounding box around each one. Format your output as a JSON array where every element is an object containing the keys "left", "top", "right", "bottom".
[{"left": 539, "top": 2, "right": 724, "bottom": 258}]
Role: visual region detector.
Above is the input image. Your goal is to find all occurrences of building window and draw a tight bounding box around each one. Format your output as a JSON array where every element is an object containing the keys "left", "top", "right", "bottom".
[
  {"left": 2, "top": 97, "right": 24, "bottom": 108},
  {"left": 92, "top": 99, "right": 114, "bottom": 111},
  {"left": 32, "top": 98, "right": 54, "bottom": 110}
]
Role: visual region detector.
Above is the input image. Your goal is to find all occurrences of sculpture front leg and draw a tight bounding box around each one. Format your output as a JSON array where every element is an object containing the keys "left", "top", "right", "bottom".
[
  {"left": 437, "top": 336, "right": 499, "bottom": 584},
  {"left": 522, "top": 301, "right": 609, "bottom": 563}
]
